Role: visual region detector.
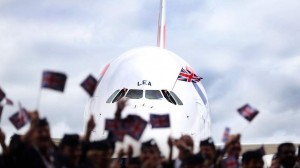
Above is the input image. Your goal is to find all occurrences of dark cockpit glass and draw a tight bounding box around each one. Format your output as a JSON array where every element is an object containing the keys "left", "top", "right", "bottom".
[
  {"left": 112, "top": 88, "right": 128, "bottom": 103},
  {"left": 161, "top": 89, "right": 176, "bottom": 105},
  {"left": 145, "top": 90, "right": 163, "bottom": 99},
  {"left": 169, "top": 91, "right": 183, "bottom": 105},
  {"left": 125, "top": 89, "right": 143, "bottom": 99},
  {"left": 106, "top": 88, "right": 183, "bottom": 105}
]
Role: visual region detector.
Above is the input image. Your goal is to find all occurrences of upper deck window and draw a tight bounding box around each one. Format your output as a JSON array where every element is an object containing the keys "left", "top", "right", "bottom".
[
  {"left": 125, "top": 89, "right": 143, "bottom": 99},
  {"left": 145, "top": 90, "right": 163, "bottom": 99}
]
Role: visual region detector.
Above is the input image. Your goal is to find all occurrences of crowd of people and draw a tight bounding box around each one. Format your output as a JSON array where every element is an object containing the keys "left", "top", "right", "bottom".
[{"left": 0, "top": 100, "right": 299, "bottom": 168}]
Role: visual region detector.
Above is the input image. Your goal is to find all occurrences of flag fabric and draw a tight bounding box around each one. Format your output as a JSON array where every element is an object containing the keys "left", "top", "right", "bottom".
[
  {"left": 222, "top": 127, "right": 231, "bottom": 143},
  {"left": 5, "top": 98, "right": 13, "bottom": 106},
  {"left": 177, "top": 66, "right": 202, "bottom": 83},
  {"left": 9, "top": 108, "right": 30, "bottom": 130},
  {"left": 105, "top": 115, "right": 147, "bottom": 141},
  {"left": 237, "top": 104, "right": 259, "bottom": 122},
  {"left": 80, "top": 75, "right": 98, "bottom": 97},
  {"left": 0, "top": 88, "right": 6, "bottom": 102},
  {"left": 150, "top": 114, "right": 170, "bottom": 128},
  {"left": 126, "top": 115, "right": 147, "bottom": 141},
  {"left": 41, "top": 71, "right": 67, "bottom": 92}
]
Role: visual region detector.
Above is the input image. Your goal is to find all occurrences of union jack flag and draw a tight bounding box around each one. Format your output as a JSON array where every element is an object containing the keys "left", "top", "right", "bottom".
[
  {"left": 0, "top": 88, "right": 5, "bottom": 102},
  {"left": 9, "top": 108, "right": 30, "bottom": 130},
  {"left": 105, "top": 119, "right": 127, "bottom": 142},
  {"left": 222, "top": 127, "right": 230, "bottom": 143},
  {"left": 177, "top": 66, "right": 202, "bottom": 83},
  {"left": 42, "top": 71, "right": 67, "bottom": 92},
  {"left": 127, "top": 115, "right": 147, "bottom": 141},
  {"left": 81, "top": 74, "right": 98, "bottom": 97},
  {"left": 237, "top": 104, "right": 259, "bottom": 122},
  {"left": 150, "top": 114, "right": 170, "bottom": 128}
]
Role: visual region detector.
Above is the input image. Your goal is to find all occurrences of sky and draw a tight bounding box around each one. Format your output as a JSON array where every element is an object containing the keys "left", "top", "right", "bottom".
[{"left": 0, "top": 0, "right": 300, "bottom": 145}]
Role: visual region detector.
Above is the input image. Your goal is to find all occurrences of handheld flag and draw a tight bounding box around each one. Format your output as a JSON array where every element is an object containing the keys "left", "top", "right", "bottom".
[
  {"left": 9, "top": 108, "right": 30, "bottom": 130},
  {"left": 222, "top": 127, "right": 231, "bottom": 143},
  {"left": 5, "top": 98, "right": 14, "bottom": 106},
  {"left": 150, "top": 114, "right": 170, "bottom": 128},
  {"left": 41, "top": 71, "right": 67, "bottom": 92},
  {"left": 177, "top": 66, "right": 202, "bottom": 83},
  {"left": 237, "top": 104, "right": 259, "bottom": 122},
  {"left": 80, "top": 75, "right": 98, "bottom": 97},
  {"left": 0, "top": 88, "right": 6, "bottom": 102},
  {"left": 105, "top": 114, "right": 148, "bottom": 142},
  {"left": 126, "top": 115, "right": 147, "bottom": 141}
]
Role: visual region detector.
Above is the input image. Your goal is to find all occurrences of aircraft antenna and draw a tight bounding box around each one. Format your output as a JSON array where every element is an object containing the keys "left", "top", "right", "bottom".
[{"left": 157, "top": 0, "right": 166, "bottom": 48}]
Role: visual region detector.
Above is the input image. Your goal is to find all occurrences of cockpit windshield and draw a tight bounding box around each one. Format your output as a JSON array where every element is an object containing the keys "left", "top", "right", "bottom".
[
  {"left": 125, "top": 89, "right": 143, "bottom": 99},
  {"left": 106, "top": 88, "right": 183, "bottom": 105},
  {"left": 145, "top": 90, "right": 163, "bottom": 99}
]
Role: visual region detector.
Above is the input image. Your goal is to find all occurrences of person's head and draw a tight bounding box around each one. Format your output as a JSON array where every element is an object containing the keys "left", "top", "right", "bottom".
[
  {"left": 277, "top": 142, "right": 296, "bottom": 168},
  {"left": 225, "top": 134, "right": 241, "bottom": 158},
  {"left": 176, "top": 135, "right": 194, "bottom": 160},
  {"left": 32, "top": 118, "right": 51, "bottom": 151},
  {"left": 140, "top": 139, "right": 161, "bottom": 162},
  {"left": 59, "top": 134, "right": 82, "bottom": 165},
  {"left": 199, "top": 137, "right": 216, "bottom": 161},
  {"left": 241, "top": 150, "right": 264, "bottom": 168},
  {"left": 86, "top": 140, "right": 114, "bottom": 167}
]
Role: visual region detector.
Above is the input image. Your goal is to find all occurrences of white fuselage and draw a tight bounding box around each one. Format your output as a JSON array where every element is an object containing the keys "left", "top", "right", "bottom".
[{"left": 85, "top": 46, "right": 211, "bottom": 157}]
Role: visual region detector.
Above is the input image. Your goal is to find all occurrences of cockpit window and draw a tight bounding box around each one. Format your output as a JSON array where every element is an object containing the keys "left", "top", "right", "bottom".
[
  {"left": 169, "top": 91, "right": 183, "bottom": 105},
  {"left": 106, "top": 89, "right": 120, "bottom": 103},
  {"left": 112, "top": 88, "right": 128, "bottom": 103},
  {"left": 106, "top": 88, "right": 183, "bottom": 105},
  {"left": 145, "top": 90, "right": 163, "bottom": 99},
  {"left": 161, "top": 90, "right": 177, "bottom": 105},
  {"left": 125, "top": 89, "right": 143, "bottom": 99}
]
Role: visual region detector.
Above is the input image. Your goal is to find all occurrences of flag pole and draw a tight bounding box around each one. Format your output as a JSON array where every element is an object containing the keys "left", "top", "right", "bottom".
[
  {"left": 36, "top": 88, "right": 42, "bottom": 111},
  {"left": 171, "top": 67, "right": 182, "bottom": 91},
  {"left": 240, "top": 122, "right": 250, "bottom": 135}
]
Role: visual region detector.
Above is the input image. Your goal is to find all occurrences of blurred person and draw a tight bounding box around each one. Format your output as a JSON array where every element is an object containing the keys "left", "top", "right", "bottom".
[
  {"left": 166, "top": 135, "right": 194, "bottom": 168},
  {"left": 181, "top": 153, "right": 204, "bottom": 168},
  {"left": 8, "top": 115, "right": 61, "bottom": 168},
  {"left": 271, "top": 153, "right": 280, "bottom": 168},
  {"left": 58, "top": 134, "right": 82, "bottom": 168},
  {"left": 199, "top": 137, "right": 217, "bottom": 168},
  {"left": 83, "top": 140, "right": 114, "bottom": 168},
  {"left": 220, "top": 134, "right": 241, "bottom": 168},
  {"left": 241, "top": 150, "right": 264, "bottom": 168},
  {"left": 277, "top": 142, "right": 298, "bottom": 168},
  {"left": 140, "top": 139, "right": 163, "bottom": 168}
]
